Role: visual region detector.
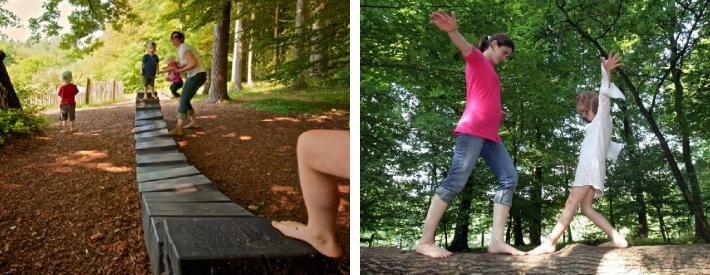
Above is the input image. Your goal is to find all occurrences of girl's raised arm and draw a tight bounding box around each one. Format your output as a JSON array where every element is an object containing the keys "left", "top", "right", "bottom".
[{"left": 430, "top": 11, "right": 473, "bottom": 57}]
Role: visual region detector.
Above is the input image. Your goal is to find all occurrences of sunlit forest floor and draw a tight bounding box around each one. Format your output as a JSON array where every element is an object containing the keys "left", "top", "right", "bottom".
[{"left": 0, "top": 84, "right": 350, "bottom": 273}]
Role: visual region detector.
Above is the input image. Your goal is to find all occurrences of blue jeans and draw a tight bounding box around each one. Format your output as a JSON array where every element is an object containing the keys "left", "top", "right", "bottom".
[
  {"left": 435, "top": 134, "right": 518, "bottom": 206},
  {"left": 177, "top": 72, "right": 206, "bottom": 120}
]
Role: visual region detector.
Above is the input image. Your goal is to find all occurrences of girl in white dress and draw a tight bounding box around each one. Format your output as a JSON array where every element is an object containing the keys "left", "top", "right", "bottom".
[{"left": 529, "top": 53, "right": 629, "bottom": 255}]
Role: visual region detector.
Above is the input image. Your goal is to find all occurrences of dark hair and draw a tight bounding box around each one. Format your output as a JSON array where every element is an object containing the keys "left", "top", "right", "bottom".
[
  {"left": 479, "top": 33, "right": 515, "bottom": 53},
  {"left": 171, "top": 31, "right": 185, "bottom": 43}
]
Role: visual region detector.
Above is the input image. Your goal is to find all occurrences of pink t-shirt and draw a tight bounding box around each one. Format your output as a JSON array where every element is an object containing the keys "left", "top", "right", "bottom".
[{"left": 453, "top": 48, "right": 503, "bottom": 142}]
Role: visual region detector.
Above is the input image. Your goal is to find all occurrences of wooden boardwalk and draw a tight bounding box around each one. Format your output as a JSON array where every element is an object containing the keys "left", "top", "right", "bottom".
[{"left": 133, "top": 93, "right": 336, "bottom": 274}]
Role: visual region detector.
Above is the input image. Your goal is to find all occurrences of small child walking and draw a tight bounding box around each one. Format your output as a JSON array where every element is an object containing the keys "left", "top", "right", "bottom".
[
  {"left": 57, "top": 71, "right": 79, "bottom": 134},
  {"left": 160, "top": 55, "right": 183, "bottom": 99},
  {"left": 141, "top": 41, "right": 160, "bottom": 100},
  {"left": 528, "top": 53, "right": 628, "bottom": 255}
]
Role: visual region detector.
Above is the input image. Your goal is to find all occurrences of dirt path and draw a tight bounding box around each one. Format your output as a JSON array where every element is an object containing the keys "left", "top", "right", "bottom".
[
  {"left": 159, "top": 96, "right": 350, "bottom": 271},
  {"left": 0, "top": 96, "right": 350, "bottom": 273},
  {"left": 360, "top": 244, "right": 710, "bottom": 274},
  {"left": 0, "top": 100, "right": 150, "bottom": 274}
]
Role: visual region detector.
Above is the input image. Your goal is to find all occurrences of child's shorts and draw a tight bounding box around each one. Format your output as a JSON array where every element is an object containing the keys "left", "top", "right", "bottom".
[
  {"left": 142, "top": 75, "right": 156, "bottom": 87},
  {"left": 60, "top": 104, "right": 76, "bottom": 121}
]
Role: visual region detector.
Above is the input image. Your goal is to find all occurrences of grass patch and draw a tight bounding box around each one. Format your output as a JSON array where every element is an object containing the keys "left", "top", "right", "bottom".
[{"left": 191, "top": 82, "right": 348, "bottom": 115}]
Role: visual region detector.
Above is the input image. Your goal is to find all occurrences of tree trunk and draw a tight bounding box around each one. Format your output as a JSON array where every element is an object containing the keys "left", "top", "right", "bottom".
[
  {"left": 273, "top": 1, "right": 281, "bottom": 73},
  {"left": 309, "top": 1, "right": 325, "bottom": 76},
  {"left": 448, "top": 179, "right": 474, "bottom": 251},
  {"left": 668, "top": 28, "right": 704, "bottom": 239},
  {"left": 291, "top": 0, "right": 308, "bottom": 90},
  {"left": 529, "top": 125, "right": 543, "bottom": 245},
  {"left": 620, "top": 102, "right": 648, "bottom": 237},
  {"left": 362, "top": 244, "right": 710, "bottom": 274},
  {"left": 608, "top": 182, "right": 615, "bottom": 227},
  {"left": 247, "top": 12, "right": 255, "bottom": 85},
  {"left": 0, "top": 50, "right": 21, "bottom": 109},
  {"left": 230, "top": 4, "right": 243, "bottom": 92},
  {"left": 207, "top": 0, "right": 231, "bottom": 103},
  {"left": 513, "top": 205, "right": 524, "bottom": 246},
  {"left": 557, "top": 2, "right": 710, "bottom": 242}
]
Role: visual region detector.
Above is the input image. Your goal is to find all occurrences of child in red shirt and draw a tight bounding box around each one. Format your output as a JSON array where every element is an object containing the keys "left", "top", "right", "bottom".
[{"left": 57, "top": 71, "right": 79, "bottom": 134}]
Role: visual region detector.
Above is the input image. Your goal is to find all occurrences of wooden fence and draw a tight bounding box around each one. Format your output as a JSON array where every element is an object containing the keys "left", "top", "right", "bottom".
[{"left": 22, "top": 78, "right": 124, "bottom": 108}]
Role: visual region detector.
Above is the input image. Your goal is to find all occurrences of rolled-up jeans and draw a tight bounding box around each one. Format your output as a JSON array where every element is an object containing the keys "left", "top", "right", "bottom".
[
  {"left": 177, "top": 72, "right": 207, "bottom": 120},
  {"left": 435, "top": 134, "right": 518, "bottom": 206}
]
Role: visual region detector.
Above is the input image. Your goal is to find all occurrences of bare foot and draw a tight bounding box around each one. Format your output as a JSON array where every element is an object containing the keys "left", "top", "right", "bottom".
[
  {"left": 184, "top": 122, "right": 197, "bottom": 129},
  {"left": 488, "top": 241, "right": 527, "bottom": 256},
  {"left": 168, "top": 129, "right": 183, "bottom": 136},
  {"left": 415, "top": 242, "right": 453, "bottom": 258},
  {"left": 527, "top": 241, "right": 556, "bottom": 255},
  {"left": 598, "top": 237, "right": 628, "bottom": 248},
  {"left": 271, "top": 221, "right": 343, "bottom": 258}
]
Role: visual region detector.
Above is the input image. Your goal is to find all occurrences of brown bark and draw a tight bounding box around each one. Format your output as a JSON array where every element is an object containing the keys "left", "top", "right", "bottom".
[
  {"left": 207, "top": 0, "right": 231, "bottom": 103},
  {"left": 0, "top": 50, "right": 21, "bottom": 109},
  {"left": 362, "top": 244, "right": 710, "bottom": 274}
]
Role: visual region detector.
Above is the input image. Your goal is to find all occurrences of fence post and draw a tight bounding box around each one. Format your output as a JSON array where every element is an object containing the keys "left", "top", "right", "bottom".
[
  {"left": 85, "top": 78, "right": 91, "bottom": 105},
  {"left": 112, "top": 80, "right": 116, "bottom": 102}
]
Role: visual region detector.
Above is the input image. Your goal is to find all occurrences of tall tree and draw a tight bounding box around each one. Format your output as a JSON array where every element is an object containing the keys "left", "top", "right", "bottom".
[
  {"left": 231, "top": 3, "right": 243, "bottom": 92},
  {"left": 207, "top": 0, "right": 231, "bottom": 103},
  {"left": 291, "top": 0, "right": 308, "bottom": 90}
]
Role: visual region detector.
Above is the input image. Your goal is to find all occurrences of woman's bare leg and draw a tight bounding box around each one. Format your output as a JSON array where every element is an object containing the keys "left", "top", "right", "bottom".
[
  {"left": 272, "top": 130, "right": 349, "bottom": 258},
  {"left": 528, "top": 186, "right": 591, "bottom": 255}
]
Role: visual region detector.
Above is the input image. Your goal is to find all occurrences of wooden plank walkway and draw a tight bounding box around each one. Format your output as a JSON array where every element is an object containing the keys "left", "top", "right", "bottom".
[{"left": 132, "top": 92, "right": 334, "bottom": 274}]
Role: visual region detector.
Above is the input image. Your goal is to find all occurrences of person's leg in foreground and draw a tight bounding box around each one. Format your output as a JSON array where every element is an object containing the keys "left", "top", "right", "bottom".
[
  {"left": 481, "top": 141, "right": 524, "bottom": 255},
  {"left": 272, "top": 129, "right": 349, "bottom": 258},
  {"left": 416, "top": 135, "right": 482, "bottom": 258}
]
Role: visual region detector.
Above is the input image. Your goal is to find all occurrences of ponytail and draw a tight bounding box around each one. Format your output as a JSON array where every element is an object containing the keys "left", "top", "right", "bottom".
[{"left": 479, "top": 33, "right": 515, "bottom": 53}]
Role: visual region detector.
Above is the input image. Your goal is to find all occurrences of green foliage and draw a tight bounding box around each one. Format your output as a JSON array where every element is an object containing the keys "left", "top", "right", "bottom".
[
  {"left": 0, "top": 107, "right": 46, "bottom": 145},
  {"left": 0, "top": 0, "right": 20, "bottom": 37},
  {"left": 361, "top": 0, "right": 708, "bottom": 247},
  {"left": 29, "top": 0, "right": 136, "bottom": 55}
]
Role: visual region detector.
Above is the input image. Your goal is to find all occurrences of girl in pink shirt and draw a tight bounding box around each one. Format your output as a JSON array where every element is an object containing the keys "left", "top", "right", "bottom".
[{"left": 416, "top": 11, "right": 523, "bottom": 258}]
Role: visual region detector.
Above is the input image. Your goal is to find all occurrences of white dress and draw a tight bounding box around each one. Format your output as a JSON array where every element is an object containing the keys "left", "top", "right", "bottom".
[{"left": 572, "top": 64, "right": 626, "bottom": 198}]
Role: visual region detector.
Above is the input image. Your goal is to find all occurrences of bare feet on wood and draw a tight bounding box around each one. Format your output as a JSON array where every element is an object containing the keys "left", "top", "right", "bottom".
[
  {"left": 415, "top": 242, "right": 453, "bottom": 259},
  {"left": 271, "top": 220, "right": 344, "bottom": 258},
  {"left": 488, "top": 241, "right": 527, "bottom": 256},
  {"left": 598, "top": 235, "right": 628, "bottom": 248},
  {"left": 528, "top": 241, "right": 557, "bottom": 255}
]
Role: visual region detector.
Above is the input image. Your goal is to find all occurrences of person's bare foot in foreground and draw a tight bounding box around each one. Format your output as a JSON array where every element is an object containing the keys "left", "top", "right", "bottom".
[
  {"left": 415, "top": 242, "right": 453, "bottom": 258},
  {"left": 272, "top": 220, "right": 344, "bottom": 258},
  {"left": 488, "top": 240, "right": 527, "bottom": 256},
  {"left": 527, "top": 240, "right": 557, "bottom": 255},
  {"left": 598, "top": 234, "right": 628, "bottom": 248}
]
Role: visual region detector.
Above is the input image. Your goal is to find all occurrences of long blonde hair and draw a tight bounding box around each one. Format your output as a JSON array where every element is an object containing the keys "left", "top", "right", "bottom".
[{"left": 576, "top": 92, "right": 598, "bottom": 123}]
